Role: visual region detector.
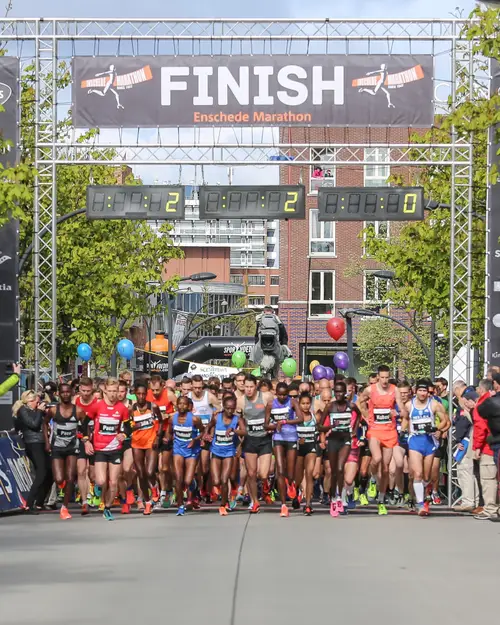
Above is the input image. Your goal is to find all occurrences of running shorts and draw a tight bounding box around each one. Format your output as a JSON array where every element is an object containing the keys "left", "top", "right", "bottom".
[
  {"left": 328, "top": 433, "right": 351, "bottom": 454},
  {"left": 367, "top": 428, "right": 398, "bottom": 449},
  {"left": 173, "top": 447, "right": 200, "bottom": 460},
  {"left": 94, "top": 450, "right": 122, "bottom": 465},
  {"left": 242, "top": 436, "right": 273, "bottom": 457},
  {"left": 434, "top": 439, "right": 445, "bottom": 459},
  {"left": 273, "top": 440, "right": 298, "bottom": 452},
  {"left": 346, "top": 447, "right": 360, "bottom": 464},
  {"left": 408, "top": 434, "right": 438, "bottom": 457},
  {"left": 211, "top": 453, "right": 236, "bottom": 461},
  {"left": 298, "top": 442, "right": 317, "bottom": 457},
  {"left": 122, "top": 439, "right": 132, "bottom": 453},
  {"left": 51, "top": 445, "right": 79, "bottom": 460}
]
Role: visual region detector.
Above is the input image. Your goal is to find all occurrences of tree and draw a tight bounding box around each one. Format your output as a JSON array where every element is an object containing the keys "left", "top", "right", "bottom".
[
  {"left": 17, "top": 62, "right": 183, "bottom": 369},
  {"left": 356, "top": 318, "right": 448, "bottom": 380},
  {"left": 361, "top": 6, "right": 500, "bottom": 347}
]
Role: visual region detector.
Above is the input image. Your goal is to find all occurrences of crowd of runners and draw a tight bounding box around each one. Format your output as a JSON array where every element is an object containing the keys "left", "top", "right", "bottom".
[{"left": 17, "top": 364, "right": 500, "bottom": 521}]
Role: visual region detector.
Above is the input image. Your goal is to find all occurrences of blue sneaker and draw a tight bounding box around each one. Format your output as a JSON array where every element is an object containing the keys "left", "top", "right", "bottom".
[
  {"left": 347, "top": 495, "right": 356, "bottom": 510},
  {"left": 103, "top": 508, "right": 114, "bottom": 521},
  {"left": 176, "top": 505, "right": 185, "bottom": 516}
]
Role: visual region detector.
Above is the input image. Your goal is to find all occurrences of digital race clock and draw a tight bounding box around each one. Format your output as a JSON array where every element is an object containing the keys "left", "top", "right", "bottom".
[
  {"left": 86, "top": 185, "right": 185, "bottom": 220},
  {"left": 198, "top": 185, "right": 305, "bottom": 220},
  {"left": 318, "top": 187, "right": 424, "bottom": 221}
]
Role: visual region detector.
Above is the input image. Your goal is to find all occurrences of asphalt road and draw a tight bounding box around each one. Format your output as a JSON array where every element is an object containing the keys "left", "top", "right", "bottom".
[{"left": 1, "top": 505, "right": 498, "bottom": 625}]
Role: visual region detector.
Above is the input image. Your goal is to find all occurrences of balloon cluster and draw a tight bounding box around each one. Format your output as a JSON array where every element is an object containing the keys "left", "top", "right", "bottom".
[
  {"left": 77, "top": 338, "right": 136, "bottom": 363},
  {"left": 308, "top": 316, "right": 351, "bottom": 380}
]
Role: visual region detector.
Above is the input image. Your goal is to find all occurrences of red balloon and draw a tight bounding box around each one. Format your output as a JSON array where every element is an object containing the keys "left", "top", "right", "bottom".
[{"left": 326, "top": 317, "right": 346, "bottom": 341}]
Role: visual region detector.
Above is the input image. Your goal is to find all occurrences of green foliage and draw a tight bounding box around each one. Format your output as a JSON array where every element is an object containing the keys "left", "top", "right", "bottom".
[
  {"left": 16, "top": 61, "right": 183, "bottom": 369},
  {"left": 362, "top": 7, "right": 500, "bottom": 348},
  {"left": 356, "top": 318, "right": 448, "bottom": 381}
]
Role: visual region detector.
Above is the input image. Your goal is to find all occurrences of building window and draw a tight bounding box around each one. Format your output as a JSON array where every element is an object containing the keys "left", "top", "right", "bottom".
[
  {"left": 310, "top": 208, "right": 335, "bottom": 256},
  {"left": 248, "top": 296, "right": 265, "bottom": 307},
  {"left": 363, "top": 220, "right": 390, "bottom": 257},
  {"left": 248, "top": 274, "right": 265, "bottom": 286},
  {"left": 364, "top": 271, "right": 389, "bottom": 304},
  {"left": 309, "top": 270, "right": 335, "bottom": 317},
  {"left": 364, "top": 147, "right": 390, "bottom": 187},
  {"left": 310, "top": 147, "right": 336, "bottom": 194},
  {"left": 270, "top": 296, "right": 279, "bottom": 307},
  {"left": 270, "top": 275, "right": 280, "bottom": 286},
  {"left": 230, "top": 274, "right": 243, "bottom": 284}
]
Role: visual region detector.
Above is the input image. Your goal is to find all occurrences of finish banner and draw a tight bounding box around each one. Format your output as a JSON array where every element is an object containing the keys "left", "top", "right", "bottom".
[
  {"left": 72, "top": 55, "right": 434, "bottom": 128},
  {"left": 488, "top": 59, "right": 500, "bottom": 368}
]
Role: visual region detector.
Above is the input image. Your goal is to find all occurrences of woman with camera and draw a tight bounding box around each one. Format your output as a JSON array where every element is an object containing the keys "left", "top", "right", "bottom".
[{"left": 13, "top": 390, "right": 53, "bottom": 514}]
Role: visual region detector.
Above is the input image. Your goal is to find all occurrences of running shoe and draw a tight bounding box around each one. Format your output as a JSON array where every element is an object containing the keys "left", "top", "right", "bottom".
[
  {"left": 229, "top": 497, "right": 238, "bottom": 511},
  {"left": 211, "top": 488, "right": 220, "bottom": 503},
  {"left": 236, "top": 489, "right": 245, "bottom": 503},
  {"left": 367, "top": 480, "right": 377, "bottom": 500},
  {"left": 292, "top": 497, "right": 301, "bottom": 510},
  {"left": 387, "top": 490, "right": 396, "bottom": 506},
  {"left": 219, "top": 506, "right": 228, "bottom": 516},
  {"left": 98, "top": 502, "right": 105, "bottom": 512},
  {"left": 151, "top": 487, "right": 160, "bottom": 503},
  {"left": 336, "top": 498, "right": 345, "bottom": 514},
  {"left": 321, "top": 493, "right": 330, "bottom": 507},
  {"left": 377, "top": 503, "right": 388, "bottom": 516},
  {"left": 126, "top": 489, "right": 135, "bottom": 505},
  {"left": 423, "top": 500, "right": 430, "bottom": 515},
  {"left": 286, "top": 481, "right": 297, "bottom": 500},
  {"left": 353, "top": 487, "right": 360, "bottom": 502},
  {"left": 431, "top": 491, "right": 442, "bottom": 505},
  {"left": 280, "top": 504, "right": 290, "bottom": 518},
  {"left": 81, "top": 504, "right": 90, "bottom": 516},
  {"left": 304, "top": 505, "right": 313, "bottom": 516},
  {"left": 103, "top": 508, "right": 114, "bottom": 521},
  {"left": 176, "top": 505, "right": 185, "bottom": 516},
  {"left": 359, "top": 493, "right": 369, "bottom": 506},
  {"left": 59, "top": 506, "right": 72, "bottom": 520},
  {"left": 347, "top": 495, "right": 356, "bottom": 510},
  {"left": 330, "top": 500, "right": 339, "bottom": 517},
  {"left": 416, "top": 504, "right": 428, "bottom": 517},
  {"left": 143, "top": 502, "right": 153, "bottom": 515},
  {"left": 243, "top": 494, "right": 251, "bottom": 506},
  {"left": 264, "top": 494, "right": 273, "bottom": 505},
  {"left": 192, "top": 498, "right": 201, "bottom": 511},
  {"left": 121, "top": 503, "right": 131, "bottom": 514},
  {"left": 136, "top": 500, "right": 144, "bottom": 511},
  {"left": 248, "top": 502, "right": 261, "bottom": 514}
]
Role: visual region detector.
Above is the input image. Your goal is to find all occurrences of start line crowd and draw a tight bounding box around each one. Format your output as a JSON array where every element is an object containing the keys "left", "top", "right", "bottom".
[{"left": 11, "top": 365, "right": 500, "bottom": 522}]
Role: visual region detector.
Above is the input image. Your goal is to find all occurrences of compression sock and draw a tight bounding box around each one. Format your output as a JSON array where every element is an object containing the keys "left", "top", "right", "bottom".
[{"left": 413, "top": 481, "right": 424, "bottom": 505}]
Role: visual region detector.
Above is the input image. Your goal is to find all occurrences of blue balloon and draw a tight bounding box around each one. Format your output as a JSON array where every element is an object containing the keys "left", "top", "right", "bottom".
[
  {"left": 77, "top": 343, "right": 92, "bottom": 362},
  {"left": 117, "top": 338, "right": 135, "bottom": 360}
]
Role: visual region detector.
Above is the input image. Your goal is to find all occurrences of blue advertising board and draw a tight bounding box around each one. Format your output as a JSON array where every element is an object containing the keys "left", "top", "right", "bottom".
[{"left": 0, "top": 435, "right": 32, "bottom": 512}]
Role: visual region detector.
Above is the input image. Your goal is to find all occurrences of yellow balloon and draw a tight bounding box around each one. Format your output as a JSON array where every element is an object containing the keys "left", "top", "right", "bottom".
[{"left": 309, "top": 360, "right": 320, "bottom": 374}]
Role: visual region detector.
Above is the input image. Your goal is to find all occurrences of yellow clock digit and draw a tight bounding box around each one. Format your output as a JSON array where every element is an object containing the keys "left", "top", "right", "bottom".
[
  {"left": 165, "top": 192, "right": 180, "bottom": 213},
  {"left": 403, "top": 193, "right": 417, "bottom": 213},
  {"left": 284, "top": 191, "right": 298, "bottom": 212}
]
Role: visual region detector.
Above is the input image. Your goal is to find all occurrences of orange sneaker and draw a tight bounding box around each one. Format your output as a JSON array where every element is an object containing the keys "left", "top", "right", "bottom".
[
  {"left": 143, "top": 502, "right": 153, "bottom": 515},
  {"left": 286, "top": 481, "right": 297, "bottom": 500},
  {"left": 60, "top": 506, "right": 72, "bottom": 520},
  {"left": 280, "top": 504, "right": 289, "bottom": 518},
  {"left": 121, "top": 503, "right": 131, "bottom": 514},
  {"left": 264, "top": 495, "right": 273, "bottom": 505},
  {"left": 81, "top": 503, "right": 89, "bottom": 516},
  {"left": 219, "top": 506, "right": 228, "bottom": 516},
  {"left": 151, "top": 487, "right": 159, "bottom": 503},
  {"left": 211, "top": 488, "right": 220, "bottom": 503},
  {"left": 137, "top": 500, "right": 144, "bottom": 511},
  {"left": 126, "top": 489, "right": 135, "bottom": 505}
]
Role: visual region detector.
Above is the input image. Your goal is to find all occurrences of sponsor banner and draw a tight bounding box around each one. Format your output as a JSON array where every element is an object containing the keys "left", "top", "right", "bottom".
[
  {"left": 72, "top": 55, "right": 434, "bottom": 128},
  {"left": 222, "top": 341, "right": 254, "bottom": 359},
  {"left": 187, "top": 362, "right": 239, "bottom": 380},
  {"left": 0, "top": 57, "right": 18, "bottom": 167},
  {"left": 0, "top": 220, "right": 18, "bottom": 430},
  {"left": 488, "top": 59, "right": 500, "bottom": 367},
  {"left": 171, "top": 311, "right": 190, "bottom": 349},
  {"left": 0, "top": 435, "right": 32, "bottom": 512}
]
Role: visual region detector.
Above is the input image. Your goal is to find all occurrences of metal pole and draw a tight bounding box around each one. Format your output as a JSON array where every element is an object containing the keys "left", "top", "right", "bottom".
[
  {"left": 51, "top": 32, "right": 58, "bottom": 380},
  {"left": 167, "top": 294, "right": 174, "bottom": 379},
  {"left": 33, "top": 19, "right": 40, "bottom": 384},
  {"left": 346, "top": 315, "right": 355, "bottom": 377},
  {"left": 110, "top": 316, "right": 117, "bottom": 376},
  {"left": 430, "top": 317, "right": 436, "bottom": 381}
]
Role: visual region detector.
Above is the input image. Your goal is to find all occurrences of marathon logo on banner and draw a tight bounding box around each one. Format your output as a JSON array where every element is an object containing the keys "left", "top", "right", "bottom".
[
  {"left": 222, "top": 342, "right": 254, "bottom": 359},
  {"left": 72, "top": 55, "right": 434, "bottom": 128},
  {"left": 0, "top": 435, "right": 32, "bottom": 512},
  {"left": 187, "top": 362, "right": 239, "bottom": 380},
  {"left": 488, "top": 59, "right": 500, "bottom": 367}
]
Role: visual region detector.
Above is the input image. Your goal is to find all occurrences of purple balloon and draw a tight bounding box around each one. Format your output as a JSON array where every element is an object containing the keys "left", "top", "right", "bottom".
[
  {"left": 325, "top": 366, "right": 334, "bottom": 381},
  {"left": 312, "top": 365, "right": 327, "bottom": 381},
  {"left": 333, "top": 352, "right": 350, "bottom": 371}
]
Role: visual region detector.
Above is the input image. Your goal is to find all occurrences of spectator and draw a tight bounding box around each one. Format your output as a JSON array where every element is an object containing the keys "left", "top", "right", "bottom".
[
  {"left": 312, "top": 166, "right": 324, "bottom": 178},
  {"left": 454, "top": 387, "right": 479, "bottom": 512},
  {"left": 486, "top": 366, "right": 500, "bottom": 381},
  {"left": 434, "top": 377, "right": 449, "bottom": 411},
  {"left": 13, "top": 391, "right": 52, "bottom": 514},
  {"left": 477, "top": 373, "right": 500, "bottom": 523},
  {"left": 472, "top": 379, "right": 498, "bottom": 520},
  {"left": 0, "top": 363, "right": 21, "bottom": 398}
]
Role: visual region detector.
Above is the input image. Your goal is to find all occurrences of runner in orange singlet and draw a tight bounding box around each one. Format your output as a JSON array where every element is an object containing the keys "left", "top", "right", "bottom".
[{"left": 357, "top": 365, "right": 407, "bottom": 515}]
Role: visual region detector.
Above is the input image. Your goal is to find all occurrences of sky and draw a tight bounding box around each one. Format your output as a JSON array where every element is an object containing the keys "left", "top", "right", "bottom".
[{"left": 7, "top": 0, "right": 479, "bottom": 184}]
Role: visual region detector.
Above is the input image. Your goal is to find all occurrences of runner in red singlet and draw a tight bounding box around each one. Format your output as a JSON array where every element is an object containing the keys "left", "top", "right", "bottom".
[{"left": 357, "top": 365, "right": 407, "bottom": 516}]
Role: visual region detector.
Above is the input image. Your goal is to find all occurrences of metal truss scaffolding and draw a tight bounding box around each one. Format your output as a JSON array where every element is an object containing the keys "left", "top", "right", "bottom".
[{"left": 2, "top": 18, "right": 487, "bottom": 506}]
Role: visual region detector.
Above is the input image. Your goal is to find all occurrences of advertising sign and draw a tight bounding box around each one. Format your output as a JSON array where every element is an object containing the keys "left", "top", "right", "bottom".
[
  {"left": 73, "top": 55, "right": 434, "bottom": 128},
  {"left": 187, "top": 362, "right": 239, "bottom": 380},
  {"left": 0, "top": 436, "right": 32, "bottom": 512},
  {"left": 0, "top": 57, "right": 19, "bottom": 167}
]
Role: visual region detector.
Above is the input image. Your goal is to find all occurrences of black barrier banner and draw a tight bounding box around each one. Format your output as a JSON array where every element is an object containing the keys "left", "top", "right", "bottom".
[
  {"left": 0, "top": 220, "right": 18, "bottom": 430},
  {"left": 0, "top": 435, "right": 32, "bottom": 512},
  {"left": 488, "top": 59, "right": 500, "bottom": 367},
  {"left": 72, "top": 55, "right": 434, "bottom": 128},
  {"left": 0, "top": 57, "right": 19, "bottom": 167}
]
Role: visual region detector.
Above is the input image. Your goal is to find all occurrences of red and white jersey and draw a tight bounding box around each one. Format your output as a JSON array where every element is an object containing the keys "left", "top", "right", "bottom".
[
  {"left": 87, "top": 400, "right": 129, "bottom": 452},
  {"left": 75, "top": 396, "right": 98, "bottom": 439}
]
